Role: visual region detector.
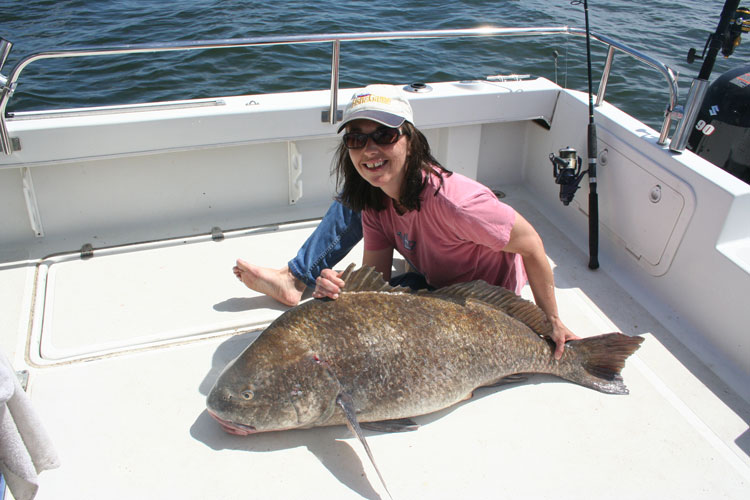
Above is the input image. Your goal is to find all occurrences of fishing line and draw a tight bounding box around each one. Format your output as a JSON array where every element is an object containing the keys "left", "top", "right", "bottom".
[{"left": 564, "top": 30, "right": 569, "bottom": 88}]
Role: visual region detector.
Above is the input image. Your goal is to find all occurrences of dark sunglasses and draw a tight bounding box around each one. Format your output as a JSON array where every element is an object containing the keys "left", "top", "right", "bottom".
[{"left": 342, "top": 126, "right": 407, "bottom": 150}]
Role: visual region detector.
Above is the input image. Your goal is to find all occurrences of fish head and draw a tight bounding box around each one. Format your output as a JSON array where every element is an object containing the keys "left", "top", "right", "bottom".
[{"left": 206, "top": 331, "right": 341, "bottom": 435}]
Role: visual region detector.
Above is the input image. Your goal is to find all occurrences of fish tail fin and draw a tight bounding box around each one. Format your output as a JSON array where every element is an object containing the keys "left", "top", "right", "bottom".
[{"left": 558, "top": 333, "right": 644, "bottom": 394}]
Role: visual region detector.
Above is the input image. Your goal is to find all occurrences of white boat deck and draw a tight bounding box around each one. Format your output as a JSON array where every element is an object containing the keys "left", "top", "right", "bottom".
[{"left": 3, "top": 185, "right": 748, "bottom": 499}]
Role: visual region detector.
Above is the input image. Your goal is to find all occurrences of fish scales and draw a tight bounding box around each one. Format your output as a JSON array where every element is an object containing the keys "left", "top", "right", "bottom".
[
  {"left": 298, "top": 291, "right": 537, "bottom": 424},
  {"left": 207, "top": 265, "right": 643, "bottom": 435}
]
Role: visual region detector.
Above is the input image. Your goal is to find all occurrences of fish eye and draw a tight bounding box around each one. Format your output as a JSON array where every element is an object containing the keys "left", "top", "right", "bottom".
[{"left": 241, "top": 390, "right": 254, "bottom": 400}]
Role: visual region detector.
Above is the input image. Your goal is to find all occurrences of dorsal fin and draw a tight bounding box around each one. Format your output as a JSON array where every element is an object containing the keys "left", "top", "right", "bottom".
[
  {"left": 339, "top": 263, "right": 412, "bottom": 294},
  {"left": 339, "top": 265, "right": 551, "bottom": 336},
  {"left": 426, "top": 280, "right": 552, "bottom": 336}
]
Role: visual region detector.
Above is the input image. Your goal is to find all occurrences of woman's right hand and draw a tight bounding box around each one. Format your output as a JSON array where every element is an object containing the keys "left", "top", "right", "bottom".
[{"left": 312, "top": 268, "right": 346, "bottom": 300}]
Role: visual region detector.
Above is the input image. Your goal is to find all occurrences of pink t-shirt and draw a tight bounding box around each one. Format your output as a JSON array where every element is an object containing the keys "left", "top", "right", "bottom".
[{"left": 362, "top": 171, "right": 527, "bottom": 294}]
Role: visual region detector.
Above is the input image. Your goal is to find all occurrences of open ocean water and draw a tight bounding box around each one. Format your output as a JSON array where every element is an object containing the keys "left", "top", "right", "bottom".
[{"left": 0, "top": 0, "right": 745, "bottom": 129}]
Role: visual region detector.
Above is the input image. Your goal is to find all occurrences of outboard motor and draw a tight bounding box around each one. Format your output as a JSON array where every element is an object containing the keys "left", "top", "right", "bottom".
[{"left": 687, "top": 63, "right": 750, "bottom": 184}]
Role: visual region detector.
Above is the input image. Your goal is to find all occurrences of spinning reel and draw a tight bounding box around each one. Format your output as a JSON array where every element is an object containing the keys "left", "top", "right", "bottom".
[{"left": 549, "top": 147, "right": 588, "bottom": 206}]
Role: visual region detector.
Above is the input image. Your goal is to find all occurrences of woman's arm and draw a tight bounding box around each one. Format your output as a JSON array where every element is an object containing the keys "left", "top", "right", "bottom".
[{"left": 502, "top": 211, "right": 580, "bottom": 359}]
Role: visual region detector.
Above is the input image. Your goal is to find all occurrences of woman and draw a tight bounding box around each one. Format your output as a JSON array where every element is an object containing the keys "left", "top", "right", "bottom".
[{"left": 236, "top": 85, "right": 578, "bottom": 358}]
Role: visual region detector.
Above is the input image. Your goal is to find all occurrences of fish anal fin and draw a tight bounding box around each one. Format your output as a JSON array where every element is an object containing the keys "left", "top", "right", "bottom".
[
  {"left": 482, "top": 373, "right": 529, "bottom": 388},
  {"left": 361, "top": 418, "right": 419, "bottom": 433}
]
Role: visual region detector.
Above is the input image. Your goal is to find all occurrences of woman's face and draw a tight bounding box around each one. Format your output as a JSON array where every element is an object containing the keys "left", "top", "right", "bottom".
[{"left": 346, "top": 119, "right": 409, "bottom": 199}]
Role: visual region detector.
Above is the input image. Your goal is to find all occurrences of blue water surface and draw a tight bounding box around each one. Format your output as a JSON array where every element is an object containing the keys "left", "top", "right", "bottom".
[{"left": 0, "top": 0, "right": 742, "bottom": 128}]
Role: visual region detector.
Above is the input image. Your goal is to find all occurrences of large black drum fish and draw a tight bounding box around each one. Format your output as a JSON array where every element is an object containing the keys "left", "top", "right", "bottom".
[{"left": 207, "top": 265, "right": 643, "bottom": 496}]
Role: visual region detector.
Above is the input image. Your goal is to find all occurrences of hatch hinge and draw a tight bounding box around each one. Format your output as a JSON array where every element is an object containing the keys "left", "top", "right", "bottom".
[
  {"left": 80, "top": 243, "right": 94, "bottom": 259},
  {"left": 211, "top": 226, "right": 224, "bottom": 241}
]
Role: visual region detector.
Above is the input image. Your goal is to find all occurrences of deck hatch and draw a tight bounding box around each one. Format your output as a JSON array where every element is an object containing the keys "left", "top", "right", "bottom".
[
  {"left": 29, "top": 221, "right": 359, "bottom": 364},
  {"left": 573, "top": 132, "right": 694, "bottom": 276}
]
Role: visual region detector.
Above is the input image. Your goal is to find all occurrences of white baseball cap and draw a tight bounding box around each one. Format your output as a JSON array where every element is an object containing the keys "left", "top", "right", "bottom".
[{"left": 337, "top": 84, "right": 414, "bottom": 133}]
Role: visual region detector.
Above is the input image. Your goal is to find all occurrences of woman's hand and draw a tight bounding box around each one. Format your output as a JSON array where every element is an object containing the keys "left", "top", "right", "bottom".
[
  {"left": 549, "top": 317, "right": 581, "bottom": 360},
  {"left": 312, "top": 268, "right": 346, "bottom": 300}
]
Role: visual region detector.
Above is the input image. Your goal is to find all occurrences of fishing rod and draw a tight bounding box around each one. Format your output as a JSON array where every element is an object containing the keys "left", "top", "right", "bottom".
[
  {"left": 691, "top": 0, "right": 745, "bottom": 79},
  {"left": 670, "top": 0, "right": 748, "bottom": 152},
  {"left": 583, "top": 0, "right": 599, "bottom": 270},
  {"left": 549, "top": 0, "right": 599, "bottom": 269}
]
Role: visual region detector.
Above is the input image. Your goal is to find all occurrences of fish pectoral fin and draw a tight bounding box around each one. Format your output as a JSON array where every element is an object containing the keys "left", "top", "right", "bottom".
[
  {"left": 336, "top": 392, "right": 394, "bottom": 500},
  {"left": 361, "top": 418, "right": 419, "bottom": 433}
]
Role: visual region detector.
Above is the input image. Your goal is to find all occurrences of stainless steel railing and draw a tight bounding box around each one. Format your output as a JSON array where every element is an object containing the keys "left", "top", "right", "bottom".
[{"left": 0, "top": 26, "right": 680, "bottom": 155}]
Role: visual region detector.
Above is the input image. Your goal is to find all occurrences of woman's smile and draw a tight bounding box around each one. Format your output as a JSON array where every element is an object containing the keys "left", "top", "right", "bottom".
[{"left": 364, "top": 159, "right": 386, "bottom": 170}]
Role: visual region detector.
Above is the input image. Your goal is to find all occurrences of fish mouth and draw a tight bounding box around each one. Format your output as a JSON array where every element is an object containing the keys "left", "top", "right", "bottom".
[{"left": 207, "top": 410, "right": 257, "bottom": 436}]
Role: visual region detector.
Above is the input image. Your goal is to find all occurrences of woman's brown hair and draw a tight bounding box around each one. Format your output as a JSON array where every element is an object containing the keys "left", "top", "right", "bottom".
[{"left": 333, "top": 121, "right": 452, "bottom": 212}]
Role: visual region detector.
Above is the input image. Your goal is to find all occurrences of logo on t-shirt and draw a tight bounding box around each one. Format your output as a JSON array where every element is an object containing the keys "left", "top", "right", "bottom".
[{"left": 397, "top": 231, "right": 416, "bottom": 251}]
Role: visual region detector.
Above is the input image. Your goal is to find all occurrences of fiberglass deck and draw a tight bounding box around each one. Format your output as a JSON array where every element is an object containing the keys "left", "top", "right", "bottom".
[{"left": 4, "top": 186, "right": 750, "bottom": 499}]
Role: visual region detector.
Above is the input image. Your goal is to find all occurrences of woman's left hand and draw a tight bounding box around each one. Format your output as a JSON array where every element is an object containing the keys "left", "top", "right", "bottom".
[
  {"left": 549, "top": 317, "right": 581, "bottom": 360},
  {"left": 312, "top": 268, "right": 346, "bottom": 300}
]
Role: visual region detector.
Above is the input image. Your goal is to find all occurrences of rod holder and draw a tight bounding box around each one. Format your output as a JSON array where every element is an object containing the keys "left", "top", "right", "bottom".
[
  {"left": 0, "top": 38, "right": 12, "bottom": 71},
  {"left": 595, "top": 45, "right": 615, "bottom": 106},
  {"left": 669, "top": 78, "right": 709, "bottom": 153}
]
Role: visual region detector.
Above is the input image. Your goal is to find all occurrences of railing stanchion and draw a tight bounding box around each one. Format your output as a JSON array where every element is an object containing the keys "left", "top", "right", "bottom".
[
  {"left": 595, "top": 45, "right": 615, "bottom": 106},
  {"left": 329, "top": 40, "right": 340, "bottom": 125}
]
